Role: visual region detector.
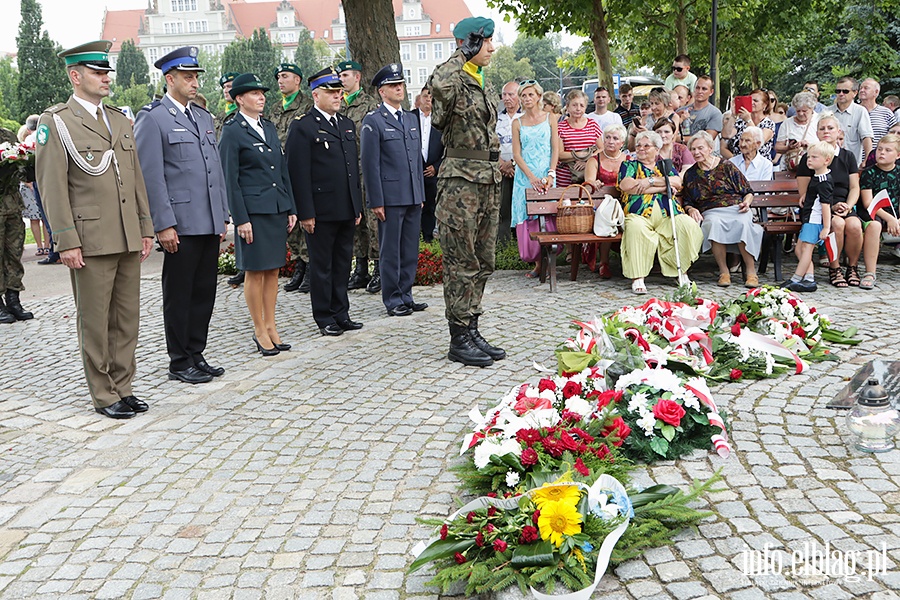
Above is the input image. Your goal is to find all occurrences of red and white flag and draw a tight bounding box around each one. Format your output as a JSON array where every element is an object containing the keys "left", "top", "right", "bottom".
[
  {"left": 868, "top": 189, "right": 896, "bottom": 219},
  {"left": 824, "top": 231, "right": 838, "bottom": 262}
]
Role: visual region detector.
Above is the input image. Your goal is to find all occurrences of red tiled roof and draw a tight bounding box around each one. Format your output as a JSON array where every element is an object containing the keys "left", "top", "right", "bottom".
[{"left": 100, "top": 9, "right": 146, "bottom": 53}]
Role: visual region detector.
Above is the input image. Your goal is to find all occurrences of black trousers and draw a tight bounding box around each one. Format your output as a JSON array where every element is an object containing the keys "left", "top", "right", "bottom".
[
  {"left": 306, "top": 219, "right": 355, "bottom": 328},
  {"left": 161, "top": 234, "right": 220, "bottom": 371},
  {"left": 498, "top": 175, "right": 514, "bottom": 243},
  {"left": 421, "top": 177, "right": 438, "bottom": 242}
]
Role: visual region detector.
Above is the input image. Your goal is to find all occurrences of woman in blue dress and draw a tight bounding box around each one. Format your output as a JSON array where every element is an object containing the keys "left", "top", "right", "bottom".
[{"left": 511, "top": 80, "right": 559, "bottom": 276}]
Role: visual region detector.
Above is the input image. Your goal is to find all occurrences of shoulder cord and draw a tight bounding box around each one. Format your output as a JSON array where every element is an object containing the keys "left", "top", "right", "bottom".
[{"left": 52, "top": 114, "right": 120, "bottom": 181}]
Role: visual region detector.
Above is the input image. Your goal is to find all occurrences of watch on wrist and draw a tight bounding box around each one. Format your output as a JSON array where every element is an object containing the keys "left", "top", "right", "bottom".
[{"left": 648, "top": 177, "right": 656, "bottom": 186}]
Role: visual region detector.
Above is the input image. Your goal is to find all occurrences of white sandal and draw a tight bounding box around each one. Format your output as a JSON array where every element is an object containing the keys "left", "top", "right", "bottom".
[{"left": 632, "top": 278, "right": 648, "bottom": 295}]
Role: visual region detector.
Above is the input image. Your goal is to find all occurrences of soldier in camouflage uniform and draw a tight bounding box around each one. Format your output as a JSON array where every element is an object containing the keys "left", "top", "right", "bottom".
[
  {"left": 428, "top": 17, "right": 505, "bottom": 367},
  {"left": 0, "top": 163, "right": 35, "bottom": 324},
  {"left": 272, "top": 63, "right": 314, "bottom": 293},
  {"left": 338, "top": 60, "right": 381, "bottom": 293},
  {"left": 214, "top": 72, "right": 239, "bottom": 138}
]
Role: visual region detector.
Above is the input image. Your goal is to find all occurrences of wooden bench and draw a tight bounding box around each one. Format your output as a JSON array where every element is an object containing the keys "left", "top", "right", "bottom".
[
  {"left": 525, "top": 186, "right": 622, "bottom": 292},
  {"left": 749, "top": 178, "right": 802, "bottom": 282}
]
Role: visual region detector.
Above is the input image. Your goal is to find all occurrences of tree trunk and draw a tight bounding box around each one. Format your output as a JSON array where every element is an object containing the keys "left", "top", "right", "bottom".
[
  {"left": 342, "top": 0, "right": 402, "bottom": 98},
  {"left": 750, "top": 64, "right": 759, "bottom": 91},
  {"left": 675, "top": 0, "right": 687, "bottom": 56},
  {"left": 589, "top": 0, "right": 614, "bottom": 97}
]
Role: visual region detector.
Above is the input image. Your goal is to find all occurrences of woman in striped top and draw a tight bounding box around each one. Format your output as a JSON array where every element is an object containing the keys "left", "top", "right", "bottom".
[{"left": 556, "top": 90, "right": 602, "bottom": 187}]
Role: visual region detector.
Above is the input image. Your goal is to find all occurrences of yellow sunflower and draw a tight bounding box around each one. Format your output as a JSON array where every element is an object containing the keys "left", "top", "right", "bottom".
[
  {"left": 537, "top": 500, "right": 583, "bottom": 547},
  {"left": 531, "top": 483, "right": 581, "bottom": 509}
]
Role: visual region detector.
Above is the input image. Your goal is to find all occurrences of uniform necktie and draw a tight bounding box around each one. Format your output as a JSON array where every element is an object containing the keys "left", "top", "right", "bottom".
[
  {"left": 185, "top": 108, "right": 198, "bottom": 132},
  {"left": 96, "top": 106, "right": 111, "bottom": 135},
  {"left": 329, "top": 116, "right": 338, "bottom": 130}
]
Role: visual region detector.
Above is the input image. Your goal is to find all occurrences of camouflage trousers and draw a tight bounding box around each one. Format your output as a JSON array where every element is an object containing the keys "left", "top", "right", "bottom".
[
  {"left": 286, "top": 225, "right": 309, "bottom": 263},
  {"left": 353, "top": 207, "right": 380, "bottom": 261},
  {"left": 0, "top": 210, "right": 25, "bottom": 293},
  {"left": 436, "top": 178, "right": 500, "bottom": 326}
]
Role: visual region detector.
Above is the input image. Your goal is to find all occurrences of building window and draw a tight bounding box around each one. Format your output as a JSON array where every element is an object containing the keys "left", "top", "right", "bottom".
[
  {"left": 161, "top": 46, "right": 171, "bottom": 55},
  {"left": 449, "top": 41, "right": 456, "bottom": 55},
  {"left": 436, "top": 23, "right": 441, "bottom": 33},
  {"left": 404, "top": 25, "right": 421, "bottom": 37},
  {"left": 170, "top": 0, "right": 197, "bottom": 12},
  {"left": 450, "top": 22, "right": 455, "bottom": 31},
  {"left": 418, "top": 67, "right": 427, "bottom": 84},
  {"left": 202, "top": 44, "right": 214, "bottom": 55},
  {"left": 148, "top": 48, "right": 158, "bottom": 63},
  {"left": 279, "top": 31, "right": 296, "bottom": 43},
  {"left": 187, "top": 21, "right": 208, "bottom": 33},
  {"left": 401, "top": 44, "right": 410, "bottom": 61},
  {"left": 218, "top": 44, "right": 227, "bottom": 52},
  {"left": 334, "top": 29, "right": 345, "bottom": 41},
  {"left": 417, "top": 43, "right": 426, "bottom": 60},
  {"left": 324, "top": 30, "right": 329, "bottom": 39},
  {"left": 404, "top": 69, "right": 411, "bottom": 84},
  {"left": 433, "top": 42, "right": 443, "bottom": 60}
]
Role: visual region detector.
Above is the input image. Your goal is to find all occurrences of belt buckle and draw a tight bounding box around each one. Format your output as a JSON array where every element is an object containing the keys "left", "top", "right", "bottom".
[{"left": 489, "top": 151, "right": 499, "bottom": 162}]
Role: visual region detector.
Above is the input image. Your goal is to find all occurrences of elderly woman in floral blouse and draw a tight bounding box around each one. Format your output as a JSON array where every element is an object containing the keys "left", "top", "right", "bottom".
[
  {"left": 618, "top": 130, "right": 703, "bottom": 294},
  {"left": 682, "top": 131, "right": 763, "bottom": 288}
]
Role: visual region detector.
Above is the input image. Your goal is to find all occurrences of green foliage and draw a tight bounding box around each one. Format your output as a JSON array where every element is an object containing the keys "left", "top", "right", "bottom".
[
  {"left": 512, "top": 36, "right": 559, "bottom": 82},
  {"left": 115, "top": 39, "right": 149, "bottom": 91},
  {"left": 0, "top": 57, "right": 20, "bottom": 122},
  {"left": 484, "top": 46, "right": 535, "bottom": 97},
  {"left": 16, "top": 0, "right": 70, "bottom": 120},
  {"left": 196, "top": 49, "right": 223, "bottom": 114},
  {"left": 495, "top": 237, "right": 531, "bottom": 270},
  {"left": 292, "top": 30, "right": 338, "bottom": 93},
  {"left": 108, "top": 81, "right": 152, "bottom": 115},
  {"left": 221, "top": 29, "right": 284, "bottom": 116}
]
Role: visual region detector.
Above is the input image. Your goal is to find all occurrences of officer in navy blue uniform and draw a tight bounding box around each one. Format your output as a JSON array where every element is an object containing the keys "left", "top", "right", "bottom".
[
  {"left": 134, "top": 46, "right": 229, "bottom": 384},
  {"left": 360, "top": 63, "right": 428, "bottom": 317},
  {"left": 285, "top": 67, "right": 363, "bottom": 336}
]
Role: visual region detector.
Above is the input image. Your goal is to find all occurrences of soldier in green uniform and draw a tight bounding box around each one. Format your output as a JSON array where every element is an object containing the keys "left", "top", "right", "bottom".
[
  {"left": 338, "top": 60, "right": 381, "bottom": 293},
  {"left": 428, "top": 17, "right": 506, "bottom": 367},
  {"left": 214, "top": 72, "right": 239, "bottom": 138},
  {"left": 0, "top": 168, "right": 33, "bottom": 324},
  {"left": 271, "top": 62, "right": 314, "bottom": 293}
]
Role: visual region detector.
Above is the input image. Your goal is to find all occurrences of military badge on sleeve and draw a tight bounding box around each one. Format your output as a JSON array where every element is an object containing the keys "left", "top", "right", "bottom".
[{"left": 36, "top": 124, "right": 50, "bottom": 145}]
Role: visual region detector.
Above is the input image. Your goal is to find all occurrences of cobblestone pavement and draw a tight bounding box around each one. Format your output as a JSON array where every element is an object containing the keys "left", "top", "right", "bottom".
[{"left": 1, "top": 253, "right": 900, "bottom": 600}]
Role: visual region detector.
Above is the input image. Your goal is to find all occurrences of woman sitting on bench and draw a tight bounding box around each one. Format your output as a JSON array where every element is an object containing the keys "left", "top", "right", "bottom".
[{"left": 618, "top": 131, "right": 703, "bottom": 294}]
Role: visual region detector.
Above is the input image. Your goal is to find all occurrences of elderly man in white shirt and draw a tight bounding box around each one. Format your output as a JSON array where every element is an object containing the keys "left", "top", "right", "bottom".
[
  {"left": 829, "top": 76, "right": 874, "bottom": 165},
  {"left": 496, "top": 80, "right": 521, "bottom": 242},
  {"left": 729, "top": 126, "right": 773, "bottom": 181}
]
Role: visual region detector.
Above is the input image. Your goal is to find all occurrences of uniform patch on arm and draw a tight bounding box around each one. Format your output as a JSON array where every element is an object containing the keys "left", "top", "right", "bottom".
[{"left": 36, "top": 124, "right": 50, "bottom": 145}]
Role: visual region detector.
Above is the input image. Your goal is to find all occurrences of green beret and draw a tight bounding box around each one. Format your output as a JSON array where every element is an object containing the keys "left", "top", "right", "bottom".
[
  {"left": 337, "top": 60, "right": 362, "bottom": 73},
  {"left": 274, "top": 63, "right": 303, "bottom": 81},
  {"left": 219, "top": 72, "right": 240, "bottom": 87},
  {"left": 453, "top": 17, "right": 495, "bottom": 41}
]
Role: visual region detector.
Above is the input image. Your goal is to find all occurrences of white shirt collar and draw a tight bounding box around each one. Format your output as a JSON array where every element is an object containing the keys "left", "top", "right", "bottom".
[
  {"left": 166, "top": 93, "right": 189, "bottom": 115},
  {"left": 315, "top": 106, "right": 337, "bottom": 122},
  {"left": 239, "top": 110, "right": 262, "bottom": 128}
]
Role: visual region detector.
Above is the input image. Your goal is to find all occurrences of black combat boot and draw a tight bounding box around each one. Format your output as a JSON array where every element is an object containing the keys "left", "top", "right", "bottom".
[
  {"left": 0, "top": 297, "right": 15, "bottom": 324},
  {"left": 227, "top": 271, "right": 245, "bottom": 286},
  {"left": 347, "top": 258, "right": 370, "bottom": 290},
  {"left": 284, "top": 259, "right": 307, "bottom": 292},
  {"left": 468, "top": 315, "right": 506, "bottom": 360},
  {"left": 366, "top": 260, "right": 381, "bottom": 294},
  {"left": 298, "top": 267, "right": 311, "bottom": 293},
  {"left": 4, "top": 291, "right": 33, "bottom": 321},
  {"left": 448, "top": 322, "right": 493, "bottom": 367}
]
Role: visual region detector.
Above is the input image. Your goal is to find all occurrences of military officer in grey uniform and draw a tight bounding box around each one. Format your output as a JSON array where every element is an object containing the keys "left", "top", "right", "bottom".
[
  {"left": 134, "top": 46, "right": 229, "bottom": 385},
  {"left": 360, "top": 63, "right": 428, "bottom": 317},
  {"left": 35, "top": 41, "right": 155, "bottom": 419}
]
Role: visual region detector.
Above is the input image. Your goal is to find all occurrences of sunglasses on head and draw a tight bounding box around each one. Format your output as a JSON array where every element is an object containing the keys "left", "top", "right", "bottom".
[
  {"left": 836, "top": 88, "right": 853, "bottom": 94},
  {"left": 519, "top": 79, "right": 537, "bottom": 87},
  {"left": 672, "top": 66, "right": 684, "bottom": 72}
]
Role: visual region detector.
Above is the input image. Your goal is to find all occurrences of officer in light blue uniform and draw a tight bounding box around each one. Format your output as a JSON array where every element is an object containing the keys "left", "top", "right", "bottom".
[
  {"left": 360, "top": 63, "right": 427, "bottom": 317},
  {"left": 134, "top": 46, "right": 229, "bottom": 385}
]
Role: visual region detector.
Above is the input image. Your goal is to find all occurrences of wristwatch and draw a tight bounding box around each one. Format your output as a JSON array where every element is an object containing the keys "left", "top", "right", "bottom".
[{"left": 648, "top": 177, "right": 656, "bottom": 186}]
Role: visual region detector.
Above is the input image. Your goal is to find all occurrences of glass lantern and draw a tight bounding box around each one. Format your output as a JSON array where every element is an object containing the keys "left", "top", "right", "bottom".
[{"left": 845, "top": 378, "right": 900, "bottom": 453}]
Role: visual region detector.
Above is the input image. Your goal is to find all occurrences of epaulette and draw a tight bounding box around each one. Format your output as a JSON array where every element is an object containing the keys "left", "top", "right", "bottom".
[
  {"left": 140, "top": 100, "right": 162, "bottom": 113},
  {"left": 45, "top": 103, "right": 67, "bottom": 114},
  {"left": 191, "top": 102, "right": 210, "bottom": 115},
  {"left": 224, "top": 118, "right": 240, "bottom": 127},
  {"left": 106, "top": 105, "right": 124, "bottom": 115}
]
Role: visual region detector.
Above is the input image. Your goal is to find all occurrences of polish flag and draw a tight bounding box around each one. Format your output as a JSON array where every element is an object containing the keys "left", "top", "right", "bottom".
[
  {"left": 868, "top": 190, "right": 896, "bottom": 219},
  {"left": 824, "top": 231, "right": 838, "bottom": 262}
]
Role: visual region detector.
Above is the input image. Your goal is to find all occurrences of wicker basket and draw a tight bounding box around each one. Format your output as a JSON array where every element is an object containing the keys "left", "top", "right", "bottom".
[{"left": 556, "top": 184, "right": 595, "bottom": 234}]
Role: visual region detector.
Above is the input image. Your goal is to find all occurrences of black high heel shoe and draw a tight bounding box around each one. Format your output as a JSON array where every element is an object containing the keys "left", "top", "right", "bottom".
[
  {"left": 273, "top": 342, "right": 291, "bottom": 351},
  {"left": 253, "top": 336, "right": 280, "bottom": 356}
]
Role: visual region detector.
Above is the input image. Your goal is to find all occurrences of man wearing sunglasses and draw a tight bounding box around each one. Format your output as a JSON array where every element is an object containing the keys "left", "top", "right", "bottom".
[
  {"left": 829, "top": 76, "right": 874, "bottom": 164},
  {"left": 664, "top": 54, "right": 696, "bottom": 93}
]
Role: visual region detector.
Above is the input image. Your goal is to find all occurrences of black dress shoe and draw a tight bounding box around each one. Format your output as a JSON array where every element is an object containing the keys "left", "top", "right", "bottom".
[
  {"left": 95, "top": 400, "right": 136, "bottom": 419},
  {"left": 274, "top": 342, "right": 291, "bottom": 351},
  {"left": 319, "top": 323, "right": 344, "bottom": 336},
  {"left": 298, "top": 270, "right": 311, "bottom": 293},
  {"left": 337, "top": 319, "right": 364, "bottom": 331},
  {"left": 284, "top": 260, "right": 306, "bottom": 292},
  {"left": 387, "top": 304, "right": 413, "bottom": 317},
  {"left": 195, "top": 359, "right": 225, "bottom": 377},
  {"left": 168, "top": 366, "right": 214, "bottom": 383},
  {"left": 406, "top": 301, "right": 428, "bottom": 312},
  {"left": 120, "top": 395, "right": 149, "bottom": 413},
  {"left": 227, "top": 271, "right": 245, "bottom": 286},
  {"left": 253, "top": 336, "right": 280, "bottom": 356}
]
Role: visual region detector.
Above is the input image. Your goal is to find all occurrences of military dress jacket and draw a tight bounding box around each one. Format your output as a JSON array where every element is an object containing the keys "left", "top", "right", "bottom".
[
  {"left": 35, "top": 96, "right": 154, "bottom": 256},
  {"left": 133, "top": 96, "right": 229, "bottom": 236},
  {"left": 271, "top": 92, "right": 313, "bottom": 147},
  {"left": 218, "top": 113, "right": 295, "bottom": 227},
  {"left": 427, "top": 49, "right": 501, "bottom": 185},
  {"left": 360, "top": 104, "right": 425, "bottom": 209},
  {"left": 285, "top": 109, "right": 362, "bottom": 223}
]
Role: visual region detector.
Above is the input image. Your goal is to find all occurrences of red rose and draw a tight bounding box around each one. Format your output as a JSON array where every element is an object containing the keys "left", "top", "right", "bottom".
[
  {"left": 574, "top": 457, "right": 590, "bottom": 477},
  {"left": 475, "top": 531, "right": 485, "bottom": 547},
  {"left": 520, "top": 447, "right": 539, "bottom": 466},
  {"left": 788, "top": 298, "right": 798, "bottom": 307},
  {"left": 652, "top": 399, "right": 686, "bottom": 427},
  {"left": 520, "top": 525, "right": 539, "bottom": 544},
  {"left": 730, "top": 369, "right": 743, "bottom": 380},
  {"left": 559, "top": 431, "right": 581, "bottom": 452},
  {"left": 516, "top": 428, "right": 542, "bottom": 446},
  {"left": 487, "top": 492, "right": 497, "bottom": 498},
  {"left": 736, "top": 313, "right": 748, "bottom": 324},
  {"left": 562, "top": 381, "right": 582, "bottom": 399},
  {"left": 487, "top": 506, "right": 497, "bottom": 517},
  {"left": 493, "top": 539, "right": 508, "bottom": 553},
  {"left": 532, "top": 509, "right": 540, "bottom": 525},
  {"left": 538, "top": 378, "right": 557, "bottom": 392},
  {"left": 602, "top": 417, "right": 632, "bottom": 446},
  {"left": 466, "top": 511, "right": 475, "bottom": 524},
  {"left": 541, "top": 437, "right": 564, "bottom": 458},
  {"left": 569, "top": 427, "right": 595, "bottom": 443},
  {"left": 440, "top": 524, "right": 448, "bottom": 540},
  {"left": 594, "top": 390, "right": 620, "bottom": 410},
  {"left": 810, "top": 307, "right": 817, "bottom": 314},
  {"left": 792, "top": 326, "right": 806, "bottom": 339},
  {"left": 731, "top": 324, "right": 742, "bottom": 336},
  {"left": 454, "top": 552, "right": 467, "bottom": 564}
]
